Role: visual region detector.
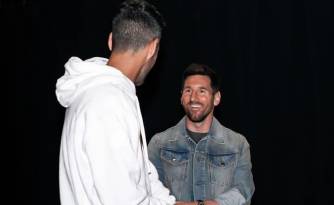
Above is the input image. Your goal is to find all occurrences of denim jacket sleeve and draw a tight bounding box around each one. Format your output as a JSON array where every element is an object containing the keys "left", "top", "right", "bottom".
[{"left": 215, "top": 138, "right": 255, "bottom": 205}]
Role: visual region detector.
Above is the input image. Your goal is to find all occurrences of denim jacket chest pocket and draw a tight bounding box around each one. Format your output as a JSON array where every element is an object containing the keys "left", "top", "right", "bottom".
[
  {"left": 208, "top": 152, "right": 238, "bottom": 189},
  {"left": 160, "top": 149, "right": 189, "bottom": 184}
]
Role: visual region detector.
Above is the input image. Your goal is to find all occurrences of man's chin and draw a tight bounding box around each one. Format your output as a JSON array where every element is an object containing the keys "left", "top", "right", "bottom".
[{"left": 187, "top": 114, "right": 205, "bottom": 123}]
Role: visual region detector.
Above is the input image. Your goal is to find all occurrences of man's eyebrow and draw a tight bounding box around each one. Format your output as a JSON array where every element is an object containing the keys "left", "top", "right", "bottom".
[{"left": 183, "top": 85, "right": 210, "bottom": 90}]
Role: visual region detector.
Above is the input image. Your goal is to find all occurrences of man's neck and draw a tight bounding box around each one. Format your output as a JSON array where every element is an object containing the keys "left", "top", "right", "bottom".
[{"left": 107, "top": 51, "right": 145, "bottom": 82}]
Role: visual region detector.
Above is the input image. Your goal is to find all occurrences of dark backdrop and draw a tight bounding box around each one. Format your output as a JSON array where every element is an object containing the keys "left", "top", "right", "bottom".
[{"left": 6, "top": 0, "right": 334, "bottom": 204}]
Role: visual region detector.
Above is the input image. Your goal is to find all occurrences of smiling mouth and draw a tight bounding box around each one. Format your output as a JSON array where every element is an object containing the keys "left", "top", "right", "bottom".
[{"left": 189, "top": 104, "right": 202, "bottom": 110}]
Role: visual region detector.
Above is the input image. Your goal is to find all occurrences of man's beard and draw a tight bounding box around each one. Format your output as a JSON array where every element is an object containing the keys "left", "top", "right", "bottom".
[{"left": 184, "top": 103, "right": 212, "bottom": 123}]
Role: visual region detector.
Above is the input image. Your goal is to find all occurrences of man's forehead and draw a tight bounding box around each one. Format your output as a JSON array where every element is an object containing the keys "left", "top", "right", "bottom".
[{"left": 184, "top": 75, "right": 211, "bottom": 86}]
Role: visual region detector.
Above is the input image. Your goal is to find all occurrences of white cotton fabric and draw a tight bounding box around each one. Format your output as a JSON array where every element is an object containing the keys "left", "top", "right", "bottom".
[{"left": 56, "top": 57, "right": 175, "bottom": 205}]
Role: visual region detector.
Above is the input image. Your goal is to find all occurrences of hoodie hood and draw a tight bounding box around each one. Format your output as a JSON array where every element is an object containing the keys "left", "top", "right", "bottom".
[{"left": 56, "top": 57, "right": 135, "bottom": 107}]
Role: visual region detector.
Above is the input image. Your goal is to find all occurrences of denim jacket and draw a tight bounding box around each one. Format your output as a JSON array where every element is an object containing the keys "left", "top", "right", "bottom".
[{"left": 148, "top": 117, "right": 255, "bottom": 205}]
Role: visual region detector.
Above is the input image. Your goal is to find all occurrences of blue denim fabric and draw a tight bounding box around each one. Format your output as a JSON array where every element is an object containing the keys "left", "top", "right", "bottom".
[{"left": 148, "top": 117, "right": 255, "bottom": 205}]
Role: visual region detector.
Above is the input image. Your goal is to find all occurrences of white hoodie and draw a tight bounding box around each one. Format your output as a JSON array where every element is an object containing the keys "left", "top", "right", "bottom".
[{"left": 56, "top": 57, "right": 175, "bottom": 205}]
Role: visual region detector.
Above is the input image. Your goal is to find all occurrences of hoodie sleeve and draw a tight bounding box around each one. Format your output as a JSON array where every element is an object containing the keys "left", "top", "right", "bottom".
[
  {"left": 83, "top": 91, "right": 174, "bottom": 205},
  {"left": 148, "top": 159, "right": 176, "bottom": 204}
]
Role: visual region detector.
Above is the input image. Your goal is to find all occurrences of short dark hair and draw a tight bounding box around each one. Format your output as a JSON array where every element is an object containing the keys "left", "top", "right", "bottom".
[
  {"left": 182, "top": 63, "right": 220, "bottom": 93},
  {"left": 112, "top": 0, "right": 165, "bottom": 52}
]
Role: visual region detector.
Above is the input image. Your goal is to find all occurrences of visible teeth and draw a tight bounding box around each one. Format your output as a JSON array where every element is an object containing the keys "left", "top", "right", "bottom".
[{"left": 191, "top": 104, "right": 201, "bottom": 108}]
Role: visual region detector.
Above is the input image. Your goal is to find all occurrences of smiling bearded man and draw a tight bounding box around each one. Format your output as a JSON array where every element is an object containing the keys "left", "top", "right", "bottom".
[{"left": 148, "top": 63, "right": 255, "bottom": 205}]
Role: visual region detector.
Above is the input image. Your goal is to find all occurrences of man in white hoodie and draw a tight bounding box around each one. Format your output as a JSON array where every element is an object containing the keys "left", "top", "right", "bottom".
[{"left": 55, "top": 0, "right": 175, "bottom": 204}]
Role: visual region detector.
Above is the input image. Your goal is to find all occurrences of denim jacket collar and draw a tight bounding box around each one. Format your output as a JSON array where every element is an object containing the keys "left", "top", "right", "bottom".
[{"left": 173, "top": 117, "right": 225, "bottom": 144}]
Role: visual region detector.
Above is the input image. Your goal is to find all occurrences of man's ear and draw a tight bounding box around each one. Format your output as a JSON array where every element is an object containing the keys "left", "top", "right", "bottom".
[
  {"left": 146, "top": 38, "right": 160, "bottom": 60},
  {"left": 214, "top": 91, "right": 221, "bottom": 106},
  {"left": 180, "top": 89, "right": 185, "bottom": 105},
  {"left": 107, "top": 32, "right": 113, "bottom": 51}
]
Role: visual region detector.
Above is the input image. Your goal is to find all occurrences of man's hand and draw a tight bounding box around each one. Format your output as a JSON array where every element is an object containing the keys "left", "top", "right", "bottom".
[{"left": 204, "top": 200, "right": 218, "bottom": 205}]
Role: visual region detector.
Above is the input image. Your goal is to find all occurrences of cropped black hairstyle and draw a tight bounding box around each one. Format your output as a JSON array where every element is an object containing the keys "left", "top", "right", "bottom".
[
  {"left": 112, "top": 0, "right": 166, "bottom": 52},
  {"left": 182, "top": 63, "right": 221, "bottom": 93}
]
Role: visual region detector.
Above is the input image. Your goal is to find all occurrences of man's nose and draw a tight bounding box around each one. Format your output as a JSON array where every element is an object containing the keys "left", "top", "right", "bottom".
[{"left": 190, "top": 91, "right": 198, "bottom": 102}]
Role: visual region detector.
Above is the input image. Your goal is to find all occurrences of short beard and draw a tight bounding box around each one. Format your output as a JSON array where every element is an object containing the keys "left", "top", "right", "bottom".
[{"left": 185, "top": 109, "right": 210, "bottom": 123}]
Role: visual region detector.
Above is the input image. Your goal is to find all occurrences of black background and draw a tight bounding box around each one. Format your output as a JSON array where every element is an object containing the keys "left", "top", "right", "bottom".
[{"left": 6, "top": 0, "right": 334, "bottom": 204}]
